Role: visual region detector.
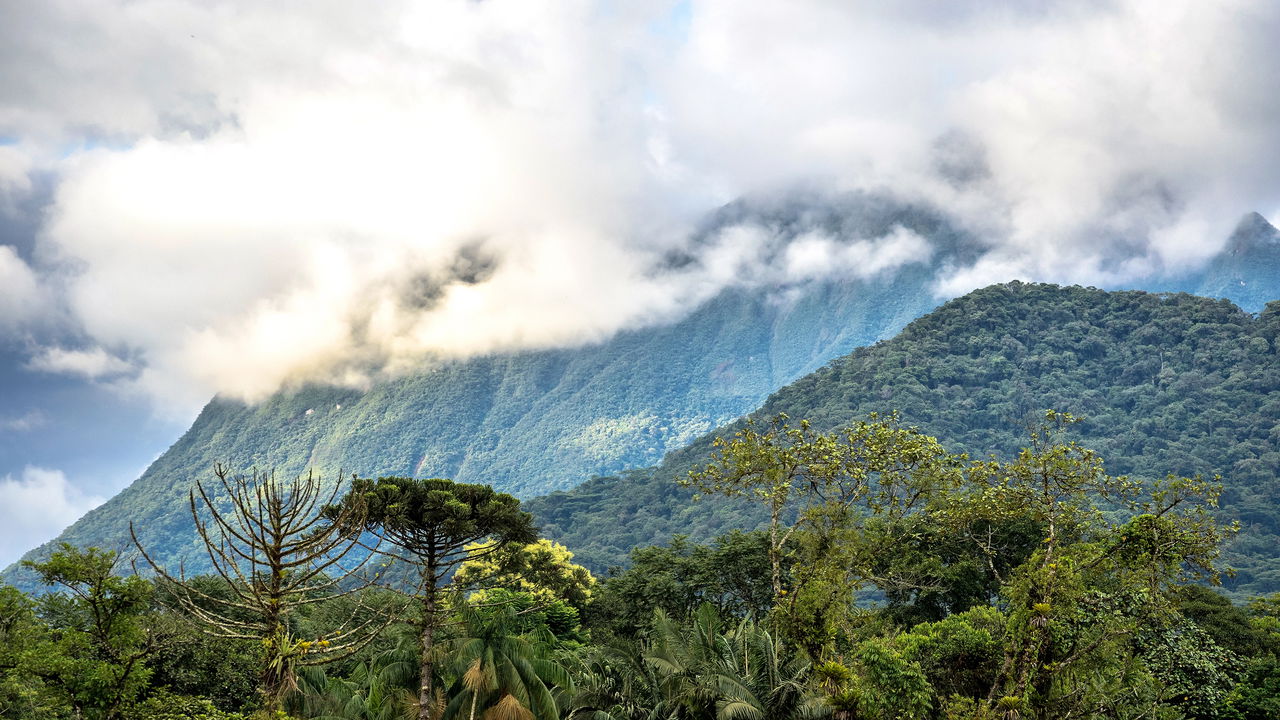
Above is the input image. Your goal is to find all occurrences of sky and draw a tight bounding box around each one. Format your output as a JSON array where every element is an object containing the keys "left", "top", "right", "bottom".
[{"left": 1, "top": 0, "right": 1279, "bottom": 567}]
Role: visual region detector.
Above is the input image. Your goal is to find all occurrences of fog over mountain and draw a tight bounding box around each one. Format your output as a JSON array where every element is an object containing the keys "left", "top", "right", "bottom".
[{"left": 1, "top": 0, "right": 1278, "bottom": 409}]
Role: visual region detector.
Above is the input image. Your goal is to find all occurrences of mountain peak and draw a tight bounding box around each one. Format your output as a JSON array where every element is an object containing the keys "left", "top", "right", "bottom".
[{"left": 1227, "top": 211, "right": 1280, "bottom": 255}]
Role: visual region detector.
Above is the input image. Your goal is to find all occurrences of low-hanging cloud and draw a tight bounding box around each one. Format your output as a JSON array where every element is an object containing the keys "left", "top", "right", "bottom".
[{"left": 1, "top": 0, "right": 1278, "bottom": 410}]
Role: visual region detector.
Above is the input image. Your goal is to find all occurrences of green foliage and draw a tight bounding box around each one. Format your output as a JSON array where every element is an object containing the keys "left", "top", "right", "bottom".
[
  {"left": 531, "top": 284, "right": 1280, "bottom": 599},
  {"left": 141, "top": 614, "right": 258, "bottom": 712},
  {"left": 642, "top": 604, "right": 822, "bottom": 720},
  {"left": 120, "top": 691, "right": 252, "bottom": 720},
  {"left": 820, "top": 639, "right": 933, "bottom": 720},
  {"left": 587, "top": 531, "right": 779, "bottom": 639},
  {"left": 895, "top": 606, "right": 1006, "bottom": 702},
  {"left": 475, "top": 588, "right": 586, "bottom": 644},
  {"left": 456, "top": 538, "right": 597, "bottom": 612},
  {"left": 439, "top": 601, "right": 569, "bottom": 720},
  {"left": 1226, "top": 657, "right": 1280, "bottom": 720},
  {"left": 16, "top": 544, "right": 160, "bottom": 720}
]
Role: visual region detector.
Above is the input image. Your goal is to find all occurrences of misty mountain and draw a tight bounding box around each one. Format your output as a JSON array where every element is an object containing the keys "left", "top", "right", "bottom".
[
  {"left": 530, "top": 282, "right": 1280, "bottom": 597},
  {"left": 3, "top": 202, "right": 1277, "bottom": 588}
]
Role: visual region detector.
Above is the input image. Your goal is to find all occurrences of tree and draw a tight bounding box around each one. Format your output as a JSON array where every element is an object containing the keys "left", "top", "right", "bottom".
[
  {"left": 454, "top": 538, "right": 596, "bottom": 612},
  {"left": 133, "top": 465, "right": 384, "bottom": 713},
  {"left": 954, "top": 412, "right": 1235, "bottom": 718},
  {"left": 683, "top": 414, "right": 824, "bottom": 599},
  {"left": 439, "top": 600, "right": 569, "bottom": 720},
  {"left": 326, "top": 476, "right": 537, "bottom": 720},
  {"left": 587, "top": 530, "right": 779, "bottom": 640},
  {"left": 19, "top": 544, "right": 160, "bottom": 720},
  {"left": 642, "top": 604, "right": 824, "bottom": 720}
]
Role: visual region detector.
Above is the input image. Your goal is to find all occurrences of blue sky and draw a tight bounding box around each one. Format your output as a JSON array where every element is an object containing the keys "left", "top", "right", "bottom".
[{"left": 1, "top": 0, "right": 1278, "bottom": 568}]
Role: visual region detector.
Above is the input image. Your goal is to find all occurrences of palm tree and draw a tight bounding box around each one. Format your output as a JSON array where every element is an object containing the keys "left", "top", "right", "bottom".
[
  {"left": 439, "top": 602, "right": 570, "bottom": 720},
  {"left": 557, "top": 640, "right": 676, "bottom": 720},
  {"left": 292, "top": 634, "right": 421, "bottom": 720},
  {"left": 559, "top": 605, "right": 825, "bottom": 720}
]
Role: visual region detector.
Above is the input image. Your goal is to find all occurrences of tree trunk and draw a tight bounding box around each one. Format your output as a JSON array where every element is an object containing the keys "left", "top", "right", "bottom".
[
  {"left": 418, "top": 620, "right": 436, "bottom": 720},
  {"left": 769, "top": 503, "right": 782, "bottom": 597},
  {"left": 418, "top": 570, "right": 440, "bottom": 720}
]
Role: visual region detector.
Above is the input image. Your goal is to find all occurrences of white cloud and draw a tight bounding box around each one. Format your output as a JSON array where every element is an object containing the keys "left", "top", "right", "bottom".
[
  {"left": 0, "top": 1, "right": 1276, "bottom": 408},
  {"left": 27, "top": 346, "right": 133, "bottom": 380},
  {"left": 0, "top": 410, "right": 46, "bottom": 432},
  {"left": 783, "top": 227, "right": 932, "bottom": 283},
  {"left": 0, "top": 146, "right": 33, "bottom": 205},
  {"left": 0, "top": 467, "right": 105, "bottom": 568},
  {"left": 0, "top": 245, "right": 41, "bottom": 328}
]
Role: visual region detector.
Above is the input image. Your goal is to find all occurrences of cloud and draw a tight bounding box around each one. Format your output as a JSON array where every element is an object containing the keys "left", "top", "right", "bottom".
[
  {"left": 783, "top": 227, "right": 932, "bottom": 283},
  {"left": 0, "top": 1, "right": 1277, "bottom": 408},
  {"left": 27, "top": 346, "right": 133, "bottom": 380},
  {"left": 0, "top": 410, "right": 46, "bottom": 432},
  {"left": 0, "top": 146, "right": 33, "bottom": 207},
  {"left": 0, "top": 245, "right": 41, "bottom": 328},
  {"left": 0, "top": 467, "right": 105, "bottom": 568}
]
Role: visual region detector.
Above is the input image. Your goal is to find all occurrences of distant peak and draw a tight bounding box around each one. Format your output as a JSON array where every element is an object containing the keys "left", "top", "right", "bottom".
[{"left": 1226, "top": 211, "right": 1279, "bottom": 254}]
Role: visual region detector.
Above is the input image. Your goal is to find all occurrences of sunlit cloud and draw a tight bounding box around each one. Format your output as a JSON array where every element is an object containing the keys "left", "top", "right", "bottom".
[{"left": 0, "top": 0, "right": 1276, "bottom": 409}]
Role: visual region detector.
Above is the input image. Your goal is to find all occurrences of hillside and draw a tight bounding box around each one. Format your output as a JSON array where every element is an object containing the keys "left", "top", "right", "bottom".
[
  {"left": 528, "top": 283, "right": 1280, "bottom": 597},
  {"left": 4, "top": 206, "right": 1278, "bottom": 589},
  {"left": 6, "top": 196, "right": 961, "bottom": 583}
]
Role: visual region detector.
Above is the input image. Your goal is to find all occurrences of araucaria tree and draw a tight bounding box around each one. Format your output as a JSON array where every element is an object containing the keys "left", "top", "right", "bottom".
[
  {"left": 326, "top": 476, "right": 537, "bottom": 720},
  {"left": 132, "top": 464, "right": 380, "bottom": 713}
]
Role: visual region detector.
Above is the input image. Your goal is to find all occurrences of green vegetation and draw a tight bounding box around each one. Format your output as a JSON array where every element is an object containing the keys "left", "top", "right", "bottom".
[
  {"left": 326, "top": 476, "right": 538, "bottom": 720},
  {"left": 15, "top": 206, "right": 1277, "bottom": 592},
  {"left": 9, "top": 240, "right": 943, "bottom": 588},
  {"left": 529, "top": 283, "right": 1280, "bottom": 597},
  {"left": 5, "top": 414, "right": 1278, "bottom": 719}
]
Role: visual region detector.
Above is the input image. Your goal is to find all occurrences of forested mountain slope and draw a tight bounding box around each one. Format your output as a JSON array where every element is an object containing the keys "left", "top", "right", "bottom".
[
  {"left": 6, "top": 197, "right": 960, "bottom": 584},
  {"left": 529, "top": 283, "right": 1280, "bottom": 597},
  {"left": 4, "top": 206, "right": 1277, "bottom": 589}
]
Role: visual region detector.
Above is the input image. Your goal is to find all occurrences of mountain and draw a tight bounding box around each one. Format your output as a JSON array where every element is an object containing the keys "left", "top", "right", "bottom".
[
  {"left": 1192, "top": 211, "right": 1280, "bottom": 311},
  {"left": 4, "top": 202, "right": 1278, "bottom": 589},
  {"left": 528, "top": 283, "right": 1280, "bottom": 597}
]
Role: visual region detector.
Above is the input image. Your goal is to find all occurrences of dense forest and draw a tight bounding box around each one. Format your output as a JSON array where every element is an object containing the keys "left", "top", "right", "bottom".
[
  {"left": 529, "top": 283, "right": 1280, "bottom": 597},
  {"left": 3, "top": 412, "right": 1280, "bottom": 720}
]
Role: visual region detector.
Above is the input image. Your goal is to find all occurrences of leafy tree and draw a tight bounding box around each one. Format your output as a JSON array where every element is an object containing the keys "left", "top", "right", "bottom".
[
  {"left": 587, "top": 531, "right": 779, "bottom": 639},
  {"left": 814, "top": 639, "right": 932, "bottom": 720},
  {"left": 683, "top": 414, "right": 824, "bottom": 598},
  {"left": 327, "top": 476, "right": 537, "bottom": 720},
  {"left": 895, "top": 605, "right": 1006, "bottom": 704},
  {"left": 954, "top": 412, "right": 1235, "bottom": 718},
  {"left": 20, "top": 545, "right": 160, "bottom": 720},
  {"left": 455, "top": 538, "right": 596, "bottom": 612},
  {"left": 686, "top": 413, "right": 963, "bottom": 612}
]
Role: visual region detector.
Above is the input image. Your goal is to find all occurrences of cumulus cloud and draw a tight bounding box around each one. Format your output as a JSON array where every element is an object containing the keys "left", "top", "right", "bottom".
[
  {"left": 0, "top": 0, "right": 1277, "bottom": 407},
  {"left": 0, "top": 146, "right": 33, "bottom": 207},
  {"left": 27, "top": 346, "right": 133, "bottom": 380},
  {"left": 0, "top": 467, "right": 106, "bottom": 567},
  {"left": 0, "top": 245, "right": 41, "bottom": 328}
]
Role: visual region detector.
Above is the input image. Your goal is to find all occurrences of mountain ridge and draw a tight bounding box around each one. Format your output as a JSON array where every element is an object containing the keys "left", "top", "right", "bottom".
[
  {"left": 4, "top": 203, "right": 1278, "bottom": 589},
  {"left": 529, "top": 282, "right": 1280, "bottom": 597}
]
